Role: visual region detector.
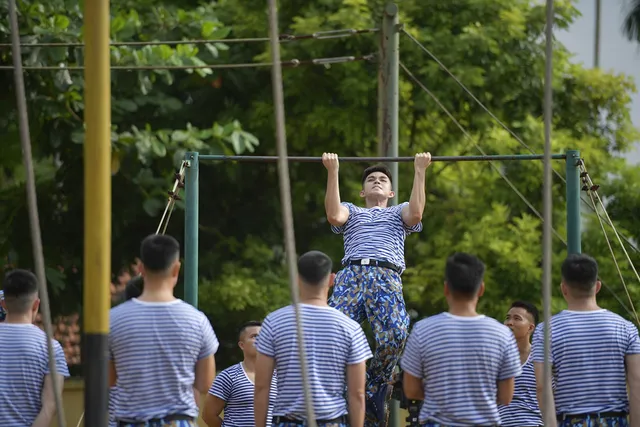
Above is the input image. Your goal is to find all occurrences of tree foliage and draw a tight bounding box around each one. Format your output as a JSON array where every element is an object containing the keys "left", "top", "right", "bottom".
[{"left": 1, "top": 0, "right": 639, "bottom": 369}]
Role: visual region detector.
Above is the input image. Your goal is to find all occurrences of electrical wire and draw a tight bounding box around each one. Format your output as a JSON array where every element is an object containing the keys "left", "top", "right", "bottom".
[
  {"left": 401, "top": 28, "right": 640, "bottom": 254},
  {"left": 0, "top": 28, "right": 379, "bottom": 48},
  {"left": 400, "top": 61, "right": 637, "bottom": 321},
  {"left": 0, "top": 54, "right": 376, "bottom": 71}
]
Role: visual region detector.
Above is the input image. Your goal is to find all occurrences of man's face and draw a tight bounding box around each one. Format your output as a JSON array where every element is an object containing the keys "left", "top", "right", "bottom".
[
  {"left": 504, "top": 307, "right": 534, "bottom": 340},
  {"left": 361, "top": 171, "right": 393, "bottom": 200},
  {"left": 239, "top": 326, "right": 261, "bottom": 356}
]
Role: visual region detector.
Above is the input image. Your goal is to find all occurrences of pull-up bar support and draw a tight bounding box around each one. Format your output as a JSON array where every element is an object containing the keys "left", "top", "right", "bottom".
[
  {"left": 183, "top": 150, "right": 571, "bottom": 309},
  {"left": 198, "top": 153, "right": 566, "bottom": 163}
]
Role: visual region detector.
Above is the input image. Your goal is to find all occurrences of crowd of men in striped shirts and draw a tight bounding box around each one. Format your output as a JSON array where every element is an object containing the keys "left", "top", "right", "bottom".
[{"left": 0, "top": 153, "right": 639, "bottom": 427}]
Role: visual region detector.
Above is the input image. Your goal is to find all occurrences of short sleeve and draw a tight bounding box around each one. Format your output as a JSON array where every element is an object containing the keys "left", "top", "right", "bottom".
[
  {"left": 400, "top": 323, "right": 423, "bottom": 378},
  {"left": 208, "top": 368, "right": 232, "bottom": 400},
  {"left": 531, "top": 322, "right": 552, "bottom": 364},
  {"left": 330, "top": 202, "right": 353, "bottom": 234},
  {"left": 397, "top": 202, "right": 423, "bottom": 234},
  {"left": 347, "top": 325, "right": 373, "bottom": 365},
  {"left": 255, "top": 315, "right": 275, "bottom": 357},
  {"left": 625, "top": 321, "right": 640, "bottom": 354},
  {"left": 47, "top": 340, "right": 71, "bottom": 377},
  {"left": 498, "top": 331, "right": 522, "bottom": 380},
  {"left": 198, "top": 314, "right": 219, "bottom": 360}
]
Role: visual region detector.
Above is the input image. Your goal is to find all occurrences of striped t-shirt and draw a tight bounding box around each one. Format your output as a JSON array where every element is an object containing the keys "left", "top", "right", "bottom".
[
  {"left": 255, "top": 303, "right": 372, "bottom": 420},
  {"left": 331, "top": 201, "right": 422, "bottom": 271},
  {"left": 0, "top": 323, "right": 70, "bottom": 426},
  {"left": 400, "top": 312, "right": 522, "bottom": 426},
  {"left": 531, "top": 309, "right": 640, "bottom": 415},
  {"left": 209, "top": 362, "right": 278, "bottom": 426},
  {"left": 498, "top": 356, "right": 543, "bottom": 426},
  {"left": 109, "top": 298, "right": 219, "bottom": 421}
]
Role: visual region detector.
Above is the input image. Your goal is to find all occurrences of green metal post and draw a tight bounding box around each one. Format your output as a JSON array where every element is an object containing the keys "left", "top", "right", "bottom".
[
  {"left": 381, "top": 3, "right": 401, "bottom": 426},
  {"left": 565, "top": 149, "right": 581, "bottom": 254},
  {"left": 382, "top": 2, "right": 399, "bottom": 206},
  {"left": 184, "top": 151, "right": 199, "bottom": 307}
]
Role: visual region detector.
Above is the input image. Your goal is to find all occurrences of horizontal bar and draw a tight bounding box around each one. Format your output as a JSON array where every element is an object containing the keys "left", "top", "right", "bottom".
[{"left": 199, "top": 154, "right": 567, "bottom": 163}]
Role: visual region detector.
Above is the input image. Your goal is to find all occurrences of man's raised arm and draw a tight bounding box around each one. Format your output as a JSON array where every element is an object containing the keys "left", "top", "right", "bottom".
[
  {"left": 323, "top": 152, "right": 349, "bottom": 226},
  {"left": 402, "top": 152, "right": 431, "bottom": 227}
]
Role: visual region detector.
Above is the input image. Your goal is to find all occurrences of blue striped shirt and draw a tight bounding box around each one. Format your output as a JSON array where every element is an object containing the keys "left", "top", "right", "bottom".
[
  {"left": 209, "top": 362, "right": 278, "bottom": 426},
  {"left": 531, "top": 309, "right": 640, "bottom": 415},
  {"left": 498, "top": 356, "right": 543, "bottom": 426},
  {"left": 255, "top": 304, "right": 372, "bottom": 420},
  {"left": 401, "top": 313, "right": 522, "bottom": 426},
  {"left": 109, "top": 298, "right": 219, "bottom": 421},
  {"left": 331, "top": 201, "right": 422, "bottom": 271},
  {"left": 0, "top": 323, "right": 70, "bottom": 427}
]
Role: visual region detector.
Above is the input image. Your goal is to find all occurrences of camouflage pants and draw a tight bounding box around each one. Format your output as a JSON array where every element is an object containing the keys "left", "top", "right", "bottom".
[
  {"left": 329, "top": 265, "right": 409, "bottom": 401},
  {"left": 117, "top": 420, "right": 195, "bottom": 427},
  {"left": 557, "top": 415, "right": 628, "bottom": 427},
  {"left": 420, "top": 423, "right": 499, "bottom": 427}
]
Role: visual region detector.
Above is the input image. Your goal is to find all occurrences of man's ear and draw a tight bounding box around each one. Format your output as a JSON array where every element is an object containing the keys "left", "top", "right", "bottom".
[{"left": 328, "top": 272, "right": 336, "bottom": 288}]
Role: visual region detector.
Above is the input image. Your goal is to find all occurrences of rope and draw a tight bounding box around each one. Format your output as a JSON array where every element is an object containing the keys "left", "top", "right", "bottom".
[
  {"left": 0, "top": 28, "right": 379, "bottom": 48},
  {"left": 73, "top": 163, "right": 187, "bottom": 427},
  {"left": 400, "top": 28, "right": 640, "bottom": 254},
  {"left": 0, "top": 54, "right": 376, "bottom": 71},
  {"left": 156, "top": 162, "right": 188, "bottom": 235},
  {"left": 584, "top": 187, "right": 639, "bottom": 325},
  {"left": 266, "top": 0, "right": 316, "bottom": 424},
  {"left": 579, "top": 161, "right": 640, "bottom": 325},
  {"left": 399, "top": 61, "right": 637, "bottom": 320},
  {"left": 540, "top": 1, "right": 555, "bottom": 423},
  {"left": 7, "top": 0, "right": 66, "bottom": 425}
]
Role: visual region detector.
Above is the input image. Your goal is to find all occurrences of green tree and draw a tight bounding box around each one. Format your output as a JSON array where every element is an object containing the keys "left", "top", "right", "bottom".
[
  {"left": 1, "top": 0, "right": 639, "bottom": 372},
  {"left": 205, "top": 0, "right": 640, "bottom": 333},
  {"left": 0, "top": 0, "right": 258, "bottom": 317}
]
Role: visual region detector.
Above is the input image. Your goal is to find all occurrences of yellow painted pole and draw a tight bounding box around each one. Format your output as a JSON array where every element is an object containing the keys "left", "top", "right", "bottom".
[{"left": 82, "top": 0, "right": 111, "bottom": 425}]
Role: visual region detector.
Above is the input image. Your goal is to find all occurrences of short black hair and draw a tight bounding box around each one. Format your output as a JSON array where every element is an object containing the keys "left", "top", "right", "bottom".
[
  {"left": 238, "top": 320, "right": 262, "bottom": 340},
  {"left": 298, "top": 251, "right": 333, "bottom": 286},
  {"left": 444, "top": 253, "right": 486, "bottom": 298},
  {"left": 124, "top": 275, "right": 144, "bottom": 301},
  {"left": 362, "top": 164, "right": 392, "bottom": 186},
  {"left": 561, "top": 253, "right": 598, "bottom": 294},
  {"left": 510, "top": 300, "right": 539, "bottom": 325},
  {"left": 140, "top": 234, "right": 180, "bottom": 274},
  {"left": 2, "top": 269, "right": 39, "bottom": 314}
]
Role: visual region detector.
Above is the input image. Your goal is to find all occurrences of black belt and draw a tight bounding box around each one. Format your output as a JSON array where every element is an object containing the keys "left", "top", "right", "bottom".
[
  {"left": 272, "top": 415, "right": 347, "bottom": 425},
  {"left": 557, "top": 411, "right": 628, "bottom": 421},
  {"left": 345, "top": 259, "right": 401, "bottom": 274},
  {"left": 117, "top": 414, "right": 194, "bottom": 426}
]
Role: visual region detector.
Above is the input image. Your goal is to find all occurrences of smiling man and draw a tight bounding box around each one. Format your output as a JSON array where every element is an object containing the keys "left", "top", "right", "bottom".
[
  {"left": 499, "top": 301, "right": 543, "bottom": 427},
  {"left": 322, "top": 152, "right": 431, "bottom": 426}
]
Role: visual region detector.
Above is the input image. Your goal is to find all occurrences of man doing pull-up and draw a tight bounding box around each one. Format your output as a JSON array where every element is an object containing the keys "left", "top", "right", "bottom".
[{"left": 323, "top": 152, "right": 431, "bottom": 426}]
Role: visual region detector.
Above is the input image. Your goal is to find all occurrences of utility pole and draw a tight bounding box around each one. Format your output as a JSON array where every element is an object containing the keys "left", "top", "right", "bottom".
[
  {"left": 594, "top": 0, "right": 601, "bottom": 68},
  {"left": 380, "top": 4, "right": 401, "bottom": 425}
]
